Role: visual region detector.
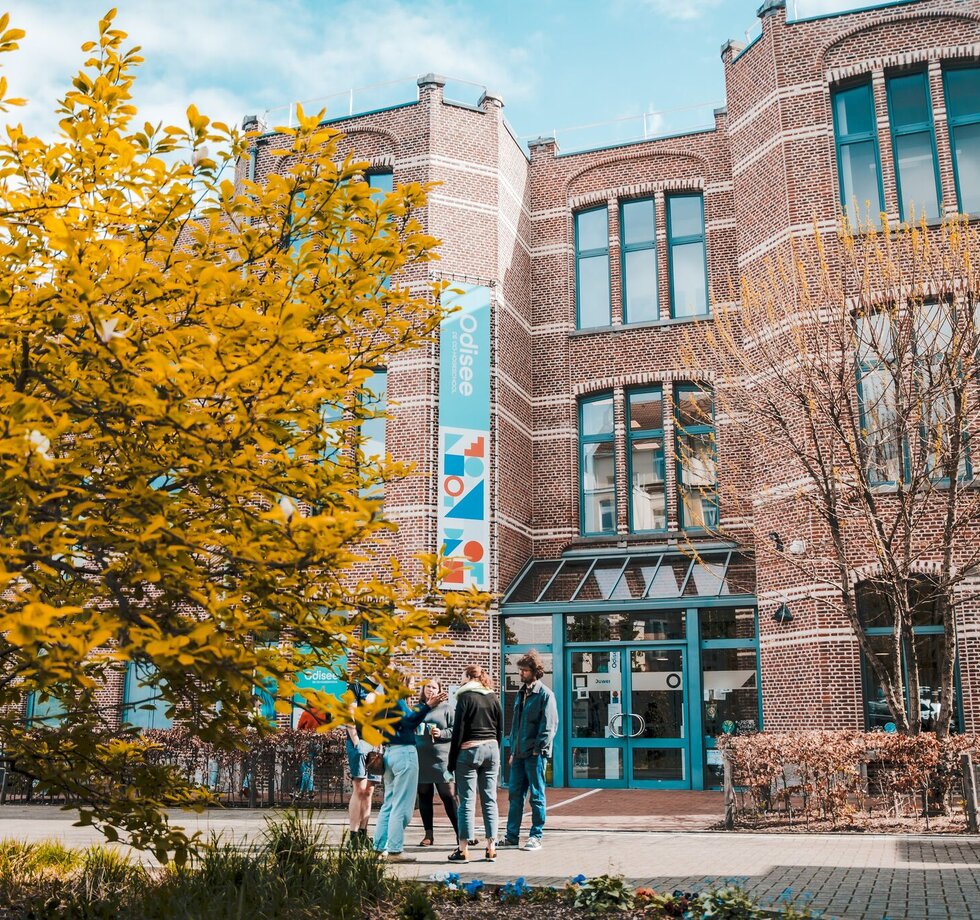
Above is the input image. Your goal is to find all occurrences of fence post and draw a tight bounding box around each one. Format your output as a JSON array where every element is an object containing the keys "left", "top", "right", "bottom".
[
  {"left": 723, "top": 751, "right": 736, "bottom": 830},
  {"left": 962, "top": 752, "right": 979, "bottom": 834}
]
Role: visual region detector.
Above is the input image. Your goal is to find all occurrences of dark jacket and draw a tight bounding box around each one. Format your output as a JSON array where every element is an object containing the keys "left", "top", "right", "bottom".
[
  {"left": 509, "top": 681, "right": 558, "bottom": 759},
  {"left": 384, "top": 698, "right": 432, "bottom": 747},
  {"left": 448, "top": 682, "right": 502, "bottom": 772}
]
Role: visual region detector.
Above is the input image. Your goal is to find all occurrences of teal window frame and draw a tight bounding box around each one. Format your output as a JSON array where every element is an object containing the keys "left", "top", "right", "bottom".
[
  {"left": 674, "top": 384, "right": 719, "bottom": 532},
  {"left": 121, "top": 661, "right": 174, "bottom": 730},
  {"left": 26, "top": 691, "right": 65, "bottom": 727},
  {"left": 857, "top": 581, "right": 962, "bottom": 733},
  {"left": 578, "top": 393, "right": 617, "bottom": 536},
  {"left": 620, "top": 197, "right": 659, "bottom": 324},
  {"left": 626, "top": 387, "right": 667, "bottom": 534},
  {"left": 574, "top": 206, "right": 611, "bottom": 329},
  {"left": 886, "top": 69, "right": 942, "bottom": 223},
  {"left": 358, "top": 368, "right": 387, "bottom": 501},
  {"left": 832, "top": 79, "right": 885, "bottom": 226},
  {"left": 665, "top": 194, "right": 709, "bottom": 319},
  {"left": 943, "top": 65, "right": 980, "bottom": 215}
]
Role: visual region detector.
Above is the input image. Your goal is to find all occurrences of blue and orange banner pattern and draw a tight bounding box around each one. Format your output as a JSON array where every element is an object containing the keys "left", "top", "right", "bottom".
[{"left": 438, "top": 284, "right": 491, "bottom": 590}]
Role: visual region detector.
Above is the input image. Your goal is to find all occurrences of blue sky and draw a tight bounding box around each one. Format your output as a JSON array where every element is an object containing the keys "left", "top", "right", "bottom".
[{"left": 8, "top": 1, "right": 905, "bottom": 152}]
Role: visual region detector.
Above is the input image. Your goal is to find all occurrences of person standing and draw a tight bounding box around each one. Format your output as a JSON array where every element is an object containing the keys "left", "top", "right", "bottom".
[
  {"left": 345, "top": 679, "right": 383, "bottom": 843},
  {"left": 501, "top": 650, "right": 558, "bottom": 851},
  {"left": 415, "top": 678, "right": 459, "bottom": 846},
  {"left": 373, "top": 675, "right": 447, "bottom": 862},
  {"left": 447, "top": 664, "right": 502, "bottom": 863},
  {"left": 293, "top": 707, "right": 325, "bottom": 801}
]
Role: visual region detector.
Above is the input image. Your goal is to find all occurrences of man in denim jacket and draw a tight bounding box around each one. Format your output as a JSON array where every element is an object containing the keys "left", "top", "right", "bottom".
[{"left": 501, "top": 649, "right": 558, "bottom": 851}]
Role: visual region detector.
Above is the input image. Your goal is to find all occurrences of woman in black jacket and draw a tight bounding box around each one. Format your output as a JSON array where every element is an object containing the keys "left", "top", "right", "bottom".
[{"left": 447, "top": 664, "right": 502, "bottom": 863}]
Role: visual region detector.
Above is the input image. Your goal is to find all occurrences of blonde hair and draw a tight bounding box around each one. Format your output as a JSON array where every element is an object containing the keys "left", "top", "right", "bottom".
[
  {"left": 463, "top": 664, "right": 493, "bottom": 690},
  {"left": 418, "top": 677, "right": 443, "bottom": 704}
]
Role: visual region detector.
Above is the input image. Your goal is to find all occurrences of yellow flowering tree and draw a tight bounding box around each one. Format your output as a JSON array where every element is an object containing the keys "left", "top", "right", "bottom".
[{"left": 0, "top": 11, "right": 486, "bottom": 860}]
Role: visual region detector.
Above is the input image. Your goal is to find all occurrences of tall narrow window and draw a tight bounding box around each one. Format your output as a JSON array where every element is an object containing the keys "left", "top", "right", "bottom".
[
  {"left": 674, "top": 385, "right": 718, "bottom": 530},
  {"left": 856, "top": 313, "right": 903, "bottom": 485},
  {"left": 359, "top": 369, "right": 387, "bottom": 500},
  {"left": 944, "top": 66, "right": 980, "bottom": 214},
  {"left": 887, "top": 71, "right": 941, "bottom": 222},
  {"left": 832, "top": 81, "right": 884, "bottom": 225},
  {"left": 627, "top": 388, "right": 666, "bottom": 532},
  {"left": 365, "top": 170, "right": 394, "bottom": 201},
  {"left": 621, "top": 198, "right": 658, "bottom": 323},
  {"left": 579, "top": 394, "right": 616, "bottom": 535},
  {"left": 666, "top": 194, "right": 708, "bottom": 318},
  {"left": 575, "top": 207, "right": 611, "bottom": 328},
  {"left": 121, "top": 661, "right": 173, "bottom": 730}
]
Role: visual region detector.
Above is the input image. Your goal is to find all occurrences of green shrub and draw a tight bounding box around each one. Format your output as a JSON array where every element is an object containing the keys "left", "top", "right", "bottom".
[
  {"left": 572, "top": 874, "right": 636, "bottom": 914},
  {"left": 399, "top": 883, "right": 437, "bottom": 920}
]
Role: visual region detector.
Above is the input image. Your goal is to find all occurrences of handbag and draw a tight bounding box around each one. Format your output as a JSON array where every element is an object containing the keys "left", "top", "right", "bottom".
[{"left": 364, "top": 746, "right": 386, "bottom": 776}]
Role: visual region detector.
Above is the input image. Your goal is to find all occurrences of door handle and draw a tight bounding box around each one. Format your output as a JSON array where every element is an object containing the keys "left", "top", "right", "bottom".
[
  {"left": 627, "top": 712, "right": 646, "bottom": 738},
  {"left": 608, "top": 712, "right": 625, "bottom": 738}
]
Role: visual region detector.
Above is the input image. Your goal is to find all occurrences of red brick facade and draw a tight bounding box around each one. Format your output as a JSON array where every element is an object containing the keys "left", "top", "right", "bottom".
[{"left": 87, "top": 1, "right": 980, "bottom": 783}]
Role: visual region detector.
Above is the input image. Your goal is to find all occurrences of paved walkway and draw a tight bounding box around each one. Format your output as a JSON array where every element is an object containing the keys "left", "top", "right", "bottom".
[{"left": 1, "top": 803, "right": 979, "bottom": 918}]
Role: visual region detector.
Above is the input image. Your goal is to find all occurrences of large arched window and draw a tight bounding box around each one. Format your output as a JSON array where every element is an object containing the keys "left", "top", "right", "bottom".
[{"left": 856, "top": 578, "right": 960, "bottom": 732}]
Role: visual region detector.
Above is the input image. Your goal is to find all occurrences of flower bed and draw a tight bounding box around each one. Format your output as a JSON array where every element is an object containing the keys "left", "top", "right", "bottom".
[{"left": 717, "top": 729, "right": 979, "bottom": 830}]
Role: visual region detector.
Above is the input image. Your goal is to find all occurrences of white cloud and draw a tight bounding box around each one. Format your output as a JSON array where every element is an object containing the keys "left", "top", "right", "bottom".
[
  {"left": 634, "top": 0, "right": 725, "bottom": 22},
  {"left": 1, "top": 1, "right": 536, "bottom": 137}
]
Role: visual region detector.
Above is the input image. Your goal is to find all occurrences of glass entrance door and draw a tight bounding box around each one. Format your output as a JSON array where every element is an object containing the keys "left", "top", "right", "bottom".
[{"left": 567, "top": 646, "right": 690, "bottom": 788}]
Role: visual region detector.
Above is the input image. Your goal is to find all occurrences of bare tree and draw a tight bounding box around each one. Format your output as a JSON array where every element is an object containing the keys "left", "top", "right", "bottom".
[{"left": 682, "top": 217, "right": 980, "bottom": 738}]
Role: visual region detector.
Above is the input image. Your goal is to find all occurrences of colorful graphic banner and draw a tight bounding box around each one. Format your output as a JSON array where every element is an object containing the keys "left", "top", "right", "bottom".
[{"left": 438, "top": 284, "right": 491, "bottom": 590}]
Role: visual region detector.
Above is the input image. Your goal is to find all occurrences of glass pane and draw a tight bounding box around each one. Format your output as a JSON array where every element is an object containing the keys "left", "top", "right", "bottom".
[
  {"left": 945, "top": 67, "right": 980, "bottom": 121},
  {"left": 502, "top": 615, "right": 552, "bottom": 647},
  {"left": 723, "top": 557, "right": 756, "bottom": 596},
  {"left": 366, "top": 171, "right": 394, "bottom": 201},
  {"left": 618, "top": 558, "right": 661, "bottom": 599},
  {"left": 568, "top": 650, "right": 622, "bottom": 739},
  {"left": 889, "top": 72, "right": 931, "bottom": 128},
  {"left": 632, "top": 748, "right": 683, "bottom": 782},
  {"left": 630, "top": 437, "right": 666, "bottom": 531},
  {"left": 622, "top": 198, "right": 656, "bottom": 245},
  {"left": 576, "top": 207, "right": 608, "bottom": 252},
  {"left": 684, "top": 554, "right": 728, "bottom": 596},
  {"left": 700, "top": 606, "right": 757, "bottom": 640},
  {"left": 952, "top": 122, "right": 980, "bottom": 213},
  {"left": 507, "top": 561, "right": 561, "bottom": 603},
  {"left": 624, "top": 610, "right": 686, "bottom": 641},
  {"left": 29, "top": 692, "right": 66, "bottom": 726},
  {"left": 834, "top": 83, "right": 875, "bottom": 136},
  {"left": 628, "top": 389, "right": 663, "bottom": 431},
  {"left": 677, "top": 431, "right": 717, "bottom": 486},
  {"left": 541, "top": 559, "right": 593, "bottom": 602},
  {"left": 676, "top": 388, "right": 713, "bottom": 429},
  {"left": 360, "top": 367, "right": 386, "bottom": 500},
  {"left": 624, "top": 249, "right": 658, "bottom": 322},
  {"left": 667, "top": 195, "right": 703, "bottom": 239},
  {"left": 702, "top": 647, "right": 758, "bottom": 737},
  {"left": 123, "top": 661, "right": 173, "bottom": 730},
  {"left": 679, "top": 484, "right": 719, "bottom": 530},
  {"left": 566, "top": 615, "right": 616, "bottom": 643},
  {"left": 859, "top": 368, "right": 902, "bottom": 483},
  {"left": 575, "top": 558, "right": 629, "bottom": 601},
  {"left": 647, "top": 556, "right": 690, "bottom": 598},
  {"left": 670, "top": 241, "right": 708, "bottom": 317},
  {"left": 582, "top": 441, "right": 616, "bottom": 534},
  {"left": 571, "top": 746, "right": 622, "bottom": 781},
  {"left": 578, "top": 255, "right": 611, "bottom": 327},
  {"left": 894, "top": 132, "right": 939, "bottom": 220},
  {"left": 839, "top": 140, "right": 883, "bottom": 224},
  {"left": 864, "top": 634, "right": 903, "bottom": 730},
  {"left": 914, "top": 633, "right": 950, "bottom": 732},
  {"left": 857, "top": 582, "right": 895, "bottom": 629},
  {"left": 503, "top": 653, "right": 553, "bottom": 737},
  {"left": 914, "top": 302, "right": 954, "bottom": 359},
  {"left": 581, "top": 396, "right": 614, "bottom": 437},
  {"left": 631, "top": 649, "right": 684, "bottom": 738},
  {"left": 909, "top": 579, "right": 943, "bottom": 627},
  {"left": 856, "top": 312, "right": 894, "bottom": 363}
]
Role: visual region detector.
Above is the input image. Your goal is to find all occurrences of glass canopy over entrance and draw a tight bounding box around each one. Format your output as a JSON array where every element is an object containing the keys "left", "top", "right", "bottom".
[{"left": 500, "top": 548, "right": 759, "bottom": 791}]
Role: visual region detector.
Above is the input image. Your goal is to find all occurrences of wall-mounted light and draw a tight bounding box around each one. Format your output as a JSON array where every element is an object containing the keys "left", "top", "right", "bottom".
[
  {"left": 768, "top": 531, "right": 784, "bottom": 552},
  {"left": 773, "top": 603, "right": 793, "bottom": 624}
]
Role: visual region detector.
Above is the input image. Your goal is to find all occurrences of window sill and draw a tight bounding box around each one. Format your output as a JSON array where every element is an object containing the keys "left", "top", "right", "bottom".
[{"left": 571, "top": 313, "right": 713, "bottom": 337}]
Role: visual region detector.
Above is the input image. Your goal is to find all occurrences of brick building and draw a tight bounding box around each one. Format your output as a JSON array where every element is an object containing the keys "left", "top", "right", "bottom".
[{"left": 69, "top": 0, "right": 980, "bottom": 791}]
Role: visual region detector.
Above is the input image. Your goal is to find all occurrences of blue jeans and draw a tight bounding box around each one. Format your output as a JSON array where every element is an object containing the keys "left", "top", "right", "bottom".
[
  {"left": 454, "top": 741, "right": 499, "bottom": 843},
  {"left": 506, "top": 753, "right": 546, "bottom": 840},
  {"left": 373, "top": 745, "right": 419, "bottom": 855}
]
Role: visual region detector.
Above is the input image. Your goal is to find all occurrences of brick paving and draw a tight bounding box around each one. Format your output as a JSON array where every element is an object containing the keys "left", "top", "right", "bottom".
[{"left": 2, "top": 794, "right": 980, "bottom": 919}]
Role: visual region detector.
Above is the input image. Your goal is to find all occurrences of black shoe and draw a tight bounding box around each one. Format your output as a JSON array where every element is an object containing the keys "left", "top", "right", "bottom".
[
  {"left": 447, "top": 848, "right": 468, "bottom": 863},
  {"left": 498, "top": 837, "right": 520, "bottom": 848}
]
